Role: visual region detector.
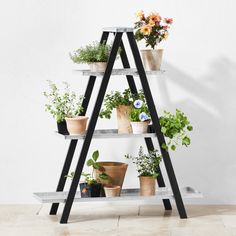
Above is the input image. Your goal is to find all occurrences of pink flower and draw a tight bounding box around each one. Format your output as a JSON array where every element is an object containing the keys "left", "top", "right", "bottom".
[{"left": 164, "top": 18, "right": 173, "bottom": 24}]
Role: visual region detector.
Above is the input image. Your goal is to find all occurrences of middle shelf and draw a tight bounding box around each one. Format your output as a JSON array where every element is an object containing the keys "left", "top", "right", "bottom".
[{"left": 57, "top": 129, "right": 156, "bottom": 140}]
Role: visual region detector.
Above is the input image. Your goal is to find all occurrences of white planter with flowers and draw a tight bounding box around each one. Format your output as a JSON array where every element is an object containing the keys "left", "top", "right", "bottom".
[
  {"left": 130, "top": 99, "right": 151, "bottom": 134},
  {"left": 134, "top": 10, "right": 173, "bottom": 71}
]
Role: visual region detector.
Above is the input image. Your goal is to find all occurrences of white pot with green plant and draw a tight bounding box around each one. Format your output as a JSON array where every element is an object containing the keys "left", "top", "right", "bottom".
[
  {"left": 126, "top": 146, "right": 162, "bottom": 196},
  {"left": 130, "top": 99, "right": 151, "bottom": 134},
  {"left": 100, "top": 89, "right": 147, "bottom": 134},
  {"left": 66, "top": 150, "right": 108, "bottom": 198},
  {"left": 134, "top": 10, "right": 173, "bottom": 71},
  {"left": 70, "top": 42, "right": 114, "bottom": 72},
  {"left": 159, "top": 109, "right": 193, "bottom": 151},
  {"left": 43, "top": 80, "right": 84, "bottom": 135}
]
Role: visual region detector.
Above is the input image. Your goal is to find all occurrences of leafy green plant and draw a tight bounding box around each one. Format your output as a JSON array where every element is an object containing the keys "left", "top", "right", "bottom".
[
  {"left": 160, "top": 109, "right": 193, "bottom": 151},
  {"left": 43, "top": 80, "right": 84, "bottom": 122},
  {"left": 100, "top": 89, "right": 147, "bottom": 119},
  {"left": 125, "top": 146, "right": 162, "bottom": 177},
  {"left": 70, "top": 41, "right": 114, "bottom": 64},
  {"left": 65, "top": 150, "right": 108, "bottom": 185}
]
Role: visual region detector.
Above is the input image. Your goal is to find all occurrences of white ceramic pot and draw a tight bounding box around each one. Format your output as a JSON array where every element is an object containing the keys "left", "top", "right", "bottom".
[
  {"left": 89, "top": 62, "right": 107, "bottom": 72},
  {"left": 130, "top": 121, "right": 150, "bottom": 134},
  {"left": 141, "top": 49, "right": 163, "bottom": 71}
]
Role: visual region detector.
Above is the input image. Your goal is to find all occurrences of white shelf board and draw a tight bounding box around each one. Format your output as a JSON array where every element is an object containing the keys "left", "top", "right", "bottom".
[
  {"left": 73, "top": 68, "right": 165, "bottom": 77},
  {"left": 56, "top": 129, "right": 156, "bottom": 140},
  {"left": 33, "top": 187, "right": 202, "bottom": 204}
]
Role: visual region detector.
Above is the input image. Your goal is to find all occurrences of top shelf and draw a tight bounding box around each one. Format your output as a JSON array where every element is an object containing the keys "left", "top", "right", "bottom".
[
  {"left": 74, "top": 68, "right": 165, "bottom": 77},
  {"left": 102, "top": 27, "right": 134, "bottom": 32}
]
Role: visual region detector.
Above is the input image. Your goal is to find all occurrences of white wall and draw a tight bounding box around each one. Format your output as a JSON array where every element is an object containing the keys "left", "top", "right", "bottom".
[{"left": 0, "top": 0, "right": 236, "bottom": 204}]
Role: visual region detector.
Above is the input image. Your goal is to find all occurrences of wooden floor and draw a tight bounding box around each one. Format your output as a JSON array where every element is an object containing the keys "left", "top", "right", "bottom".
[{"left": 1, "top": 204, "right": 236, "bottom": 235}]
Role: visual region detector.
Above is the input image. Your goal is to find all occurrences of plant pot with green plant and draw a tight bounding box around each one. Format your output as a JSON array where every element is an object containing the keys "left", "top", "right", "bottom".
[
  {"left": 134, "top": 10, "right": 173, "bottom": 71},
  {"left": 159, "top": 109, "right": 193, "bottom": 151},
  {"left": 130, "top": 99, "right": 151, "bottom": 134},
  {"left": 126, "top": 146, "right": 162, "bottom": 196},
  {"left": 70, "top": 42, "right": 116, "bottom": 72},
  {"left": 43, "top": 80, "right": 84, "bottom": 135},
  {"left": 87, "top": 150, "right": 127, "bottom": 197},
  {"left": 66, "top": 150, "right": 108, "bottom": 198}
]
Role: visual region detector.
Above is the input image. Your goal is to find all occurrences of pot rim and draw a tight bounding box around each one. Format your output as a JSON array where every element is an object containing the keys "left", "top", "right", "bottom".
[
  {"left": 97, "top": 161, "right": 128, "bottom": 166},
  {"left": 130, "top": 120, "right": 150, "bottom": 124},
  {"left": 89, "top": 62, "right": 108, "bottom": 64},
  {"left": 140, "top": 48, "right": 164, "bottom": 52},
  {"left": 104, "top": 185, "right": 121, "bottom": 189},
  {"left": 65, "top": 116, "right": 89, "bottom": 121}
]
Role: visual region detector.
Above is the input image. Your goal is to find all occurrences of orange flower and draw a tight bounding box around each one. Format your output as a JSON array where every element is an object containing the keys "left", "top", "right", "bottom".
[
  {"left": 149, "top": 12, "right": 161, "bottom": 22},
  {"left": 148, "top": 20, "right": 156, "bottom": 27},
  {"left": 136, "top": 10, "right": 144, "bottom": 20},
  {"left": 140, "top": 25, "right": 152, "bottom": 35}
]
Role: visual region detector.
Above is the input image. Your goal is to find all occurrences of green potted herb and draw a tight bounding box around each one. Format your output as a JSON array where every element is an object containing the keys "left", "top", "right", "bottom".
[
  {"left": 125, "top": 146, "right": 162, "bottom": 196},
  {"left": 129, "top": 98, "right": 151, "bottom": 134},
  {"left": 66, "top": 150, "right": 108, "bottom": 198},
  {"left": 70, "top": 41, "right": 114, "bottom": 72},
  {"left": 159, "top": 109, "right": 193, "bottom": 151},
  {"left": 43, "top": 80, "right": 84, "bottom": 135},
  {"left": 100, "top": 89, "right": 147, "bottom": 134}
]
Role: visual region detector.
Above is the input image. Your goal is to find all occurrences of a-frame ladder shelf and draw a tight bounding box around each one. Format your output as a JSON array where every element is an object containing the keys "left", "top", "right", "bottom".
[
  {"left": 34, "top": 187, "right": 202, "bottom": 204},
  {"left": 74, "top": 68, "right": 165, "bottom": 77},
  {"left": 57, "top": 129, "right": 157, "bottom": 140}
]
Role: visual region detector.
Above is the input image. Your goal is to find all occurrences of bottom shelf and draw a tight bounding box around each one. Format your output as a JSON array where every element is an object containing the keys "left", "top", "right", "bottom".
[{"left": 33, "top": 187, "right": 202, "bottom": 204}]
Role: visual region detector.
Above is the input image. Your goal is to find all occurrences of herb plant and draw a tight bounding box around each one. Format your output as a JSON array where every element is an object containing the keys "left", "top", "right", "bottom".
[
  {"left": 125, "top": 146, "right": 162, "bottom": 177},
  {"left": 43, "top": 80, "right": 84, "bottom": 123},
  {"left": 99, "top": 89, "right": 147, "bottom": 119},
  {"left": 160, "top": 109, "right": 193, "bottom": 151},
  {"left": 70, "top": 42, "right": 113, "bottom": 64}
]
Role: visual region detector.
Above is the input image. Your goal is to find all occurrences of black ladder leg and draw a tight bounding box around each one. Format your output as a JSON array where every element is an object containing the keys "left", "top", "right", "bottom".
[
  {"left": 60, "top": 32, "right": 123, "bottom": 224},
  {"left": 145, "top": 138, "right": 172, "bottom": 210},
  {"left": 49, "top": 32, "right": 109, "bottom": 216},
  {"left": 119, "top": 39, "right": 172, "bottom": 211},
  {"left": 127, "top": 32, "right": 187, "bottom": 219}
]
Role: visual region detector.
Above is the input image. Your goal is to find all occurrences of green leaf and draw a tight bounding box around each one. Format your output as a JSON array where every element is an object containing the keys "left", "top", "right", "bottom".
[
  {"left": 93, "top": 162, "right": 100, "bottom": 170},
  {"left": 99, "top": 172, "right": 109, "bottom": 180},
  {"left": 171, "top": 145, "right": 176, "bottom": 151},
  {"left": 161, "top": 143, "right": 168, "bottom": 151},
  {"left": 86, "top": 159, "right": 94, "bottom": 167},
  {"left": 187, "top": 125, "right": 193, "bottom": 131},
  {"left": 92, "top": 150, "right": 99, "bottom": 161},
  {"left": 161, "top": 127, "right": 167, "bottom": 134}
]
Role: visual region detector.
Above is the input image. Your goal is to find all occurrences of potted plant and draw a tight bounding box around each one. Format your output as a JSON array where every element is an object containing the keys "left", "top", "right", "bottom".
[
  {"left": 134, "top": 10, "right": 173, "bottom": 71},
  {"left": 100, "top": 89, "right": 146, "bottom": 134},
  {"left": 66, "top": 150, "right": 108, "bottom": 198},
  {"left": 70, "top": 41, "right": 114, "bottom": 72},
  {"left": 129, "top": 98, "right": 151, "bottom": 134},
  {"left": 125, "top": 146, "right": 162, "bottom": 196},
  {"left": 159, "top": 109, "right": 193, "bottom": 151},
  {"left": 43, "top": 80, "right": 83, "bottom": 135},
  {"left": 89, "top": 150, "right": 128, "bottom": 197}
]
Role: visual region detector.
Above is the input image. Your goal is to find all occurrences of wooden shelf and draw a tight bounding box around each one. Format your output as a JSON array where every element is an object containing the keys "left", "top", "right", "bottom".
[
  {"left": 73, "top": 68, "right": 165, "bottom": 77},
  {"left": 33, "top": 187, "right": 202, "bottom": 204}
]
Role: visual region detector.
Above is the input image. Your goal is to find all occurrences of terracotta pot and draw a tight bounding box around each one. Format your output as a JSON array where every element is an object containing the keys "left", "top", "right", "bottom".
[
  {"left": 65, "top": 116, "right": 88, "bottom": 135},
  {"left": 57, "top": 121, "right": 69, "bottom": 135},
  {"left": 89, "top": 62, "right": 107, "bottom": 72},
  {"left": 130, "top": 121, "right": 150, "bottom": 134},
  {"left": 104, "top": 185, "right": 121, "bottom": 197},
  {"left": 95, "top": 162, "right": 128, "bottom": 196},
  {"left": 139, "top": 176, "right": 156, "bottom": 196},
  {"left": 141, "top": 49, "right": 163, "bottom": 71},
  {"left": 116, "top": 105, "right": 132, "bottom": 134}
]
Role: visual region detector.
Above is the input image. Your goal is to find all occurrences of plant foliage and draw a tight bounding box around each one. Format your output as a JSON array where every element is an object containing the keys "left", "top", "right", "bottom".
[
  {"left": 43, "top": 80, "right": 84, "bottom": 123},
  {"left": 125, "top": 146, "right": 162, "bottom": 177},
  {"left": 160, "top": 109, "right": 193, "bottom": 151}
]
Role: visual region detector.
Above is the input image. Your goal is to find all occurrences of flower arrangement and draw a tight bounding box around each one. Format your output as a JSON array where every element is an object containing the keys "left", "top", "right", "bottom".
[
  {"left": 125, "top": 146, "right": 162, "bottom": 177},
  {"left": 129, "top": 99, "right": 150, "bottom": 122},
  {"left": 134, "top": 10, "right": 173, "bottom": 49}
]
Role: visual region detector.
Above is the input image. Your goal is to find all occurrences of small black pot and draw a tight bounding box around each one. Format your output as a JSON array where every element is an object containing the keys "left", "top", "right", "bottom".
[
  {"left": 79, "top": 183, "right": 102, "bottom": 198},
  {"left": 57, "top": 121, "right": 69, "bottom": 135},
  {"left": 147, "top": 124, "right": 155, "bottom": 133}
]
